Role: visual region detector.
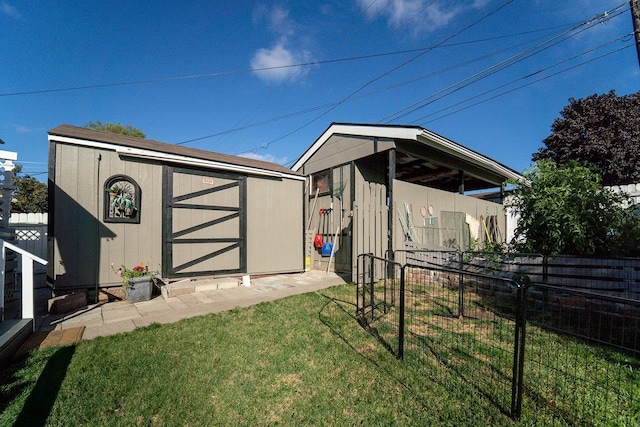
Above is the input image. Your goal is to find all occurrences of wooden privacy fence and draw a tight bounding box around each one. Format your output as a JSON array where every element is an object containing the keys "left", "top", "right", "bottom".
[
  {"left": 391, "top": 249, "right": 640, "bottom": 300},
  {"left": 461, "top": 252, "right": 640, "bottom": 301},
  {"left": 353, "top": 182, "right": 387, "bottom": 259}
]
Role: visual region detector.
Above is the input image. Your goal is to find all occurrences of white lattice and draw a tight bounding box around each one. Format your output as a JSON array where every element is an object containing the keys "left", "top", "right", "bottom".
[{"left": 16, "top": 229, "right": 41, "bottom": 241}]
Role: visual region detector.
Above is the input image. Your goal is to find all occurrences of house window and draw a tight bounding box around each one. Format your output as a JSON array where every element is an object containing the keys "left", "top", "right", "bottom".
[
  {"left": 104, "top": 175, "right": 141, "bottom": 223},
  {"left": 311, "top": 170, "right": 331, "bottom": 195}
]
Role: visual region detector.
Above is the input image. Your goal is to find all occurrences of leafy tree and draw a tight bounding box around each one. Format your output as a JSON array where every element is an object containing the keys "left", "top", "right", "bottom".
[
  {"left": 506, "top": 160, "right": 640, "bottom": 257},
  {"left": 532, "top": 90, "right": 640, "bottom": 186},
  {"left": 86, "top": 121, "right": 146, "bottom": 138},
  {"left": 11, "top": 165, "right": 48, "bottom": 213}
]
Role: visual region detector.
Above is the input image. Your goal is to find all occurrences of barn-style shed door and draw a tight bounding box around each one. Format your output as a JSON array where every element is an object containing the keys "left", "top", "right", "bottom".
[{"left": 162, "top": 166, "right": 246, "bottom": 278}]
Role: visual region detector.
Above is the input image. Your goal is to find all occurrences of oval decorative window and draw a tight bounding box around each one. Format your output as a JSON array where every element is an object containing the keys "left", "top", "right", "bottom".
[{"left": 104, "top": 175, "right": 141, "bottom": 223}]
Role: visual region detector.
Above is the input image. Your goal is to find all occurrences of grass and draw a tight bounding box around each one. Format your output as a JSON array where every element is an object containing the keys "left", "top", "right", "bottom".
[
  {"left": 362, "top": 278, "right": 640, "bottom": 426},
  {"left": 1, "top": 283, "right": 638, "bottom": 426}
]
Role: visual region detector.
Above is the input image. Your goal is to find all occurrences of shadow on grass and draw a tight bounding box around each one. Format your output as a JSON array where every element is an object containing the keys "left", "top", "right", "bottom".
[
  {"left": 316, "top": 294, "right": 431, "bottom": 412},
  {"left": 12, "top": 345, "right": 76, "bottom": 427},
  {"left": 317, "top": 291, "right": 515, "bottom": 421}
]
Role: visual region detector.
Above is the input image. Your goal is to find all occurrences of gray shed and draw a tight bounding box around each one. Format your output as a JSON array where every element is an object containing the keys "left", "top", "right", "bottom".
[
  {"left": 48, "top": 125, "right": 305, "bottom": 293},
  {"left": 292, "top": 123, "right": 524, "bottom": 279}
]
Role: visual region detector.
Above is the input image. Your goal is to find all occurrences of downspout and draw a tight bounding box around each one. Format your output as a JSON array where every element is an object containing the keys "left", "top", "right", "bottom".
[
  {"left": 95, "top": 153, "right": 101, "bottom": 303},
  {"left": 350, "top": 161, "right": 356, "bottom": 281}
]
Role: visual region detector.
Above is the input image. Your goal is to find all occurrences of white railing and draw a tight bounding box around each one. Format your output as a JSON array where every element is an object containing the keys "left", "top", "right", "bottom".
[{"left": 1, "top": 240, "right": 47, "bottom": 331}]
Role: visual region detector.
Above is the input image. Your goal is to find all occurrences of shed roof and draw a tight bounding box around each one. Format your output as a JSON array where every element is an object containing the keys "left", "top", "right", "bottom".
[
  {"left": 48, "top": 124, "right": 304, "bottom": 180},
  {"left": 292, "top": 123, "right": 523, "bottom": 192}
]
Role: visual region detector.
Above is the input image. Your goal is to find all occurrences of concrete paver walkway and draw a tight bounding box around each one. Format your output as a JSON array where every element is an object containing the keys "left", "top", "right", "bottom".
[{"left": 37, "top": 271, "right": 348, "bottom": 341}]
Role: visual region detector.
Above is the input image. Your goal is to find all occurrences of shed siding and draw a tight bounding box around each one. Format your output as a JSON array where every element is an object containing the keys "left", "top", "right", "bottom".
[
  {"left": 51, "top": 142, "right": 162, "bottom": 289},
  {"left": 392, "top": 179, "right": 505, "bottom": 250},
  {"left": 246, "top": 176, "right": 303, "bottom": 273},
  {"left": 302, "top": 135, "right": 395, "bottom": 175},
  {"left": 100, "top": 151, "right": 164, "bottom": 286},
  {"left": 307, "top": 164, "right": 353, "bottom": 273}
]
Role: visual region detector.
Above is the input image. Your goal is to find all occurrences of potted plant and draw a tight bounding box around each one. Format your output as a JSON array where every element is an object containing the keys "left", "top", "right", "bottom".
[
  {"left": 109, "top": 184, "right": 120, "bottom": 196},
  {"left": 111, "top": 262, "right": 158, "bottom": 303}
]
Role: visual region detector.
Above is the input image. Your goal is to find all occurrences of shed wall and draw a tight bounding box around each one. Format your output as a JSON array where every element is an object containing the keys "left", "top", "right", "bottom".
[
  {"left": 246, "top": 176, "right": 303, "bottom": 274},
  {"left": 307, "top": 164, "right": 353, "bottom": 273},
  {"left": 392, "top": 179, "right": 505, "bottom": 250},
  {"left": 50, "top": 142, "right": 163, "bottom": 290},
  {"left": 301, "top": 135, "right": 394, "bottom": 175},
  {"left": 50, "top": 140, "right": 304, "bottom": 290}
]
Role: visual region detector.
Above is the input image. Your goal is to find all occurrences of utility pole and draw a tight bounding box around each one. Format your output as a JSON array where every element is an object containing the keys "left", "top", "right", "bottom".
[{"left": 631, "top": 0, "right": 640, "bottom": 67}]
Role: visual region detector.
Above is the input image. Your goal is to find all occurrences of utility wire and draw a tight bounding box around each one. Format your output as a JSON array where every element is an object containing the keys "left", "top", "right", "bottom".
[
  {"left": 379, "top": 4, "right": 628, "bottom": 123},
  {"left": 177, "top": 22, "right": 585, "bottom": 146},
  {"left": 242, "top": 0, "right": 515, "bottom": 154},
  {"left": 420, "top": 43, "right": 633, "bottom": 125},
  {"left": 421, "top": 33, "right": 635, "bottom": 123},
  {"left": 2, "top": 5, "right": 509, "bottom": 101},
  {"left": 227, "top": 0, "right": 437, "bottom": 155},
  {"left": 198, "top": 0, "right": 394, "bottom": 151}
]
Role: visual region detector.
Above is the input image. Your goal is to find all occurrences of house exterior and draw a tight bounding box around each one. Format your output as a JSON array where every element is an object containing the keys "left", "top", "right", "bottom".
[
  {"left": 47, "top": 125, "right": 305, "bottom": 293},
  {"left": 292, "top": 123, "right": 524, "bottom": 279}
]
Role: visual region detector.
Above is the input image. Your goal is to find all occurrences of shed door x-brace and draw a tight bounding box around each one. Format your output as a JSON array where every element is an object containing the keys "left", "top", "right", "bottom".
[{"left": 162, "top": 166, "right": 247, "bottom": 278}]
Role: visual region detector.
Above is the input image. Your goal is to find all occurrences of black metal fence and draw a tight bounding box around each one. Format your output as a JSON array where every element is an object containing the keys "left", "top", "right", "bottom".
[{"left": 356, "top": 251, "right": 640, "bottom": 425}]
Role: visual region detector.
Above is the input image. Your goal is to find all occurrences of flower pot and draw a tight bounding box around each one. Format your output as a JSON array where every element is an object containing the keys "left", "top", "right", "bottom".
[{"left": 125, "top": 277, "right": 153, "bottom": 303}]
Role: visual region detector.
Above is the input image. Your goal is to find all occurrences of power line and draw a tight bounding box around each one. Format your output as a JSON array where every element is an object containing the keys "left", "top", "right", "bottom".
[
  {"left": 379, "top": 4, "right": 629, "bottom": 123},
  {"left": 198, "top": 0, "right": 394, "bottom": 152},
  {"left": 420, "top": 43, "right": 633, "bottom": 125},
  {"left": 3, "top": 25, "right": 543, "bottom": 100},
  {"left": 157, "top": 2, "right": 627, "bottom": 153},
  {"left": 240, "top": 0, "right": 516, "bottom": 155},
  {"left": 423, "top": 33, "right": 635, "bottom": 124},
  {"left": 177, "top": 22, "right": 587, "bottom": 147}
]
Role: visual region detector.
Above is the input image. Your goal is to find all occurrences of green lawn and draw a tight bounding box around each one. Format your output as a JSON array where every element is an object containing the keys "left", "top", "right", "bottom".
[{"left": 0, "top": 284, "right": 638, "bottom": 426}]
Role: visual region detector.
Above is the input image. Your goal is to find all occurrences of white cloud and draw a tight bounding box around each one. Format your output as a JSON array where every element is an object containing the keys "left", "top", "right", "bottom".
[
  {"left": 11, "top": 124, "right": 41, "bottom": 134},
  {"left": 355, "top": 0, "right": 486, "bottom": 34},
  {"left": 253, "top": 5, "right": 295, "bottom": 36},
  {"left": 2, "top": 2, "right": 20, "bottom": 19},
  {"left": 472, "top": 0, "right": 491, "bottom": 8},
  {"left": 14, "top": 125, "right": 32, "bottom": 133},
  {"left": 238, "top": 151, "right": 288, "bottom": 165},
  {"left": 251, "top": 5, "right": 312, "bottom": 84},
  {"left": 251, "top": 42, "right": 310, "bottom": 83}
]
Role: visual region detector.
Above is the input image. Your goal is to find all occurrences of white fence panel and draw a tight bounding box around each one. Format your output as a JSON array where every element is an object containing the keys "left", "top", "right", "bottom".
[{"left": 9, "top": 213, "right": 47, "bottom": 288}]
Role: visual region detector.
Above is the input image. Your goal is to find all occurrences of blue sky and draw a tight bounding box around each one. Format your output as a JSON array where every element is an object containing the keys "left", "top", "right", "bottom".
[{"left": 1, "top": 0, "right": 637, "bottom": 180}]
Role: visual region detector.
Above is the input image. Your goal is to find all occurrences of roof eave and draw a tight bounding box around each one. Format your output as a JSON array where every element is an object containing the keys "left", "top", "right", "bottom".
[
  {"left": 48, "top": 134, "right": 306, "bottom": 181},
  {"left": 291, "top": 123, "right": 420, "bottom": 171},
  {"left": 416, "top": 129, "right": 523, "bottom": 183}
]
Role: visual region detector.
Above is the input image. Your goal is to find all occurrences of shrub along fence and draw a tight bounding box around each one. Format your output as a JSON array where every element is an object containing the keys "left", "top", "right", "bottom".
[{"left": 356, "top": 251, "right": 640, "bottom": 425}]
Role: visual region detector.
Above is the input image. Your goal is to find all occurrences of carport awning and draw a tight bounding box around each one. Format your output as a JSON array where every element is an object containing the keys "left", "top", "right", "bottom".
[{"left": 292, "top": 123, "right": 523, "bottom": 192}]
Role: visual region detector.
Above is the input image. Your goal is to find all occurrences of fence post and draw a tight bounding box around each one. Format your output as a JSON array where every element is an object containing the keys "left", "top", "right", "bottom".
[
  {"left": 356, "top": 255, "right": 362, "bottom": 318},
  {"left": 369, "top": 255, "right": 375, "bottom": 322},
  {"left": 510, "top": 283, "right": 526, "bottom": 420},
  {"left": 398, "top": 265, "right": 405, "bottom": 360},
  {"left": 0, "top": 241, "right": 4, "bottom": 321},
  {"left": 458, "top": 251, "right": 464, "bottom": 318},
  {"left": 387, "top": 250, "right": 395, "bottom": 309},
  {"left": 21, "top": 257, "right": 34, "bottom": 322}
]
